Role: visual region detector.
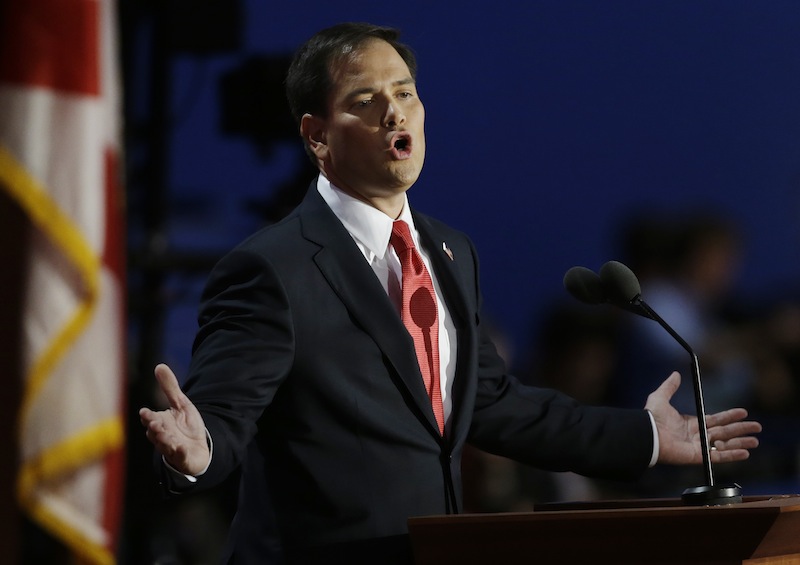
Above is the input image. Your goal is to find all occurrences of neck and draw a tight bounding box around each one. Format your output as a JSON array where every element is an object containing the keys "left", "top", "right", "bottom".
[
  {"left": 321, "top": 172, "right": 408, "bottom": 219},
  {"left": 368, "top": 195, "right": 406, "bottom": 219}
]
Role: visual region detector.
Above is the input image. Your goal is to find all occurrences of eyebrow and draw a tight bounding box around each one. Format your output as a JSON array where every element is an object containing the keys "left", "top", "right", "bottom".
[{"left": 344, "top": 77, "right": 416, "bottom": 101}]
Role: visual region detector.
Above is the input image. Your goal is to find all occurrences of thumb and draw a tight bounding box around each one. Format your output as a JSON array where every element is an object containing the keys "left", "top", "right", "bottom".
[
  {"left": 154, "top": 363, "right": 185, "bottom": 410},
  {"left": 654, "top": 371, "right": 681, "bottom": 400},
  {"left": 656, "top": 371, "right": 681, "bottom": 399}
]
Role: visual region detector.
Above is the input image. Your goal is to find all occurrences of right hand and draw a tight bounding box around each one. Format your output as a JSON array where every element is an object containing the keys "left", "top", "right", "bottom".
[
  {"left": 645, "top": 371, "right": 761, "bottom": 466},
  {"left": 139, "top": 363, "right": 210, "bottom": 476}
]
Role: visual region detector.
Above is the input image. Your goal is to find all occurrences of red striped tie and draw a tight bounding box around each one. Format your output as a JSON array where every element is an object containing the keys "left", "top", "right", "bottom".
[{"left": 391, "top": 220, "right": 445, "bottom": 435}]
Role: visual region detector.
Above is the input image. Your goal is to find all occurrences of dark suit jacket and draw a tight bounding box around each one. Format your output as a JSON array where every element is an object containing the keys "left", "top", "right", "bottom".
[{"left": 179, "top": 181, "right": 654, "bottom": 563}]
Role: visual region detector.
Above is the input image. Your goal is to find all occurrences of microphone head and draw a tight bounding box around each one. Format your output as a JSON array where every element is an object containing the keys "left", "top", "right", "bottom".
[
  {"left": 563, "top": 266, "right": 607, "bottom": 305},
  {"left": 599, "top": 260, "right": 642, "bottom": 305}
]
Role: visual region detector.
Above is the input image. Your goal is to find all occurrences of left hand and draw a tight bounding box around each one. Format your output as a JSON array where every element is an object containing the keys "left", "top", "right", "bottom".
[{"left": 644, "top": 371, "right": 762, "bottom": 465}]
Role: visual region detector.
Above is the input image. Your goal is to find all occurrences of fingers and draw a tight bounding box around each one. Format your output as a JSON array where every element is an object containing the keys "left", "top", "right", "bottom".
[
  {"left": 704, "top": 407, "right": 749, "bottom": 427},
  {"left": 709, "top": 430, "right": 760, "bottom": 462},
  {"left": 139, "top": 406, "right": 167, "bottom": 437},
  {"left": 154, "top": 363, "right": 187, "bottom": 410},
  {"left": 139, "top": 403, "right": 209, "bottom": 474},
  {"left": 139, "top": 407, "right": 181, "bottom": 454},
  {"left": 706, "top": 416, "right": 762, "bottom": 443},
  {"left": 144, "top": 427, "right": 182, "bottom": 464},
  {"left": 702, "top": 409, "right": 761, "bottom": 454},
  {"left": 705, "top": 413, "right": 761, "bottom": 456},
  {"left": 139, "top": 406, "right": 155, "bottom": 425},
  {"left": 710, "top": 436, "right": 760, "bottom": 451},
  {"left": 139, "top": 365, "right": 188, "bottom": 447},
  {"left": 710, "top": 448, "right": 752, "bottom": 464},
  {"left": 139, "top": 408, "right": 168, "bottom": 447},
  {"left": 707, "top": 431, "right": 761, "bottom": 464}
]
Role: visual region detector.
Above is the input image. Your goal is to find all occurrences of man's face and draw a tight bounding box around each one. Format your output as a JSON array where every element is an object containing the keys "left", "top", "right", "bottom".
[{"left": 305, "top": 39, "right": 426, "bottom": 211}]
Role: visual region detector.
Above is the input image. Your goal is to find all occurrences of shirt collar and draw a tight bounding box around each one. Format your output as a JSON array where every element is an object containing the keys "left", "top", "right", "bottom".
[{"left": 316, "top": 175, "right": 417, "bottom": 261}]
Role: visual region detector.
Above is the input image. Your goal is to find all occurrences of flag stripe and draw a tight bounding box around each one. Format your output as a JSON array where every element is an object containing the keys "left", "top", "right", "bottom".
[
  {"left": 103, "top": 148, "right": 125, "bottom": 278},
  {"left": 18, "top": 418, "right": 123, "bottom": 489},
  {"left": 0, "top": 145, "right": 101, "bottom": 281},
  {"left": 0, "top": 145, "right": 100, "bottom": 422},
  {"left": 26, "top": 502, "right": 115, "bottom": 565},
  {"left": 0, "top": 0, "right": 100, "bottom": 94}
]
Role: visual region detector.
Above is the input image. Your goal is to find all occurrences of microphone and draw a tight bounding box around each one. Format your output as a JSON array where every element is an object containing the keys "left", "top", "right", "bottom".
[
  {"left": 563, "top": 265, "right": 654, "bottom": 320},
  {"left": 563, "top": 266, "right": 606, "bottom": 305},
  {"left": 565, "top": 260, "right": 742, "bottom": 506}
]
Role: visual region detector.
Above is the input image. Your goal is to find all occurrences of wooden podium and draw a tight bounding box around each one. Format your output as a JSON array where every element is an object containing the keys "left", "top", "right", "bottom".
[{"left": 408, "top": 495, "right": 800, "bottom": 564}]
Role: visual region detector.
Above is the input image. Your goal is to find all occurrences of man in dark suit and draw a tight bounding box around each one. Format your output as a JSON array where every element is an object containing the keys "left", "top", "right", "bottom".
[{"left": 139, "top": 22, "right": 761, "bottom": 564}]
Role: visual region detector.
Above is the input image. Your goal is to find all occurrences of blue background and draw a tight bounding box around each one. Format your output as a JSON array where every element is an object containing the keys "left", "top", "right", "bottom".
[
  {"left": 117, "top": 4, "right": 800, "bottom": 560},
  {"left": 149, "top": 0, "right": 800, "bottom": 375}
]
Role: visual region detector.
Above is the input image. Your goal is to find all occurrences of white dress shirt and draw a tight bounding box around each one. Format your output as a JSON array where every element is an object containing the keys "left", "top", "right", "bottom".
[{"left": 317, "top": 175, "right": 457, "bottom": 426}]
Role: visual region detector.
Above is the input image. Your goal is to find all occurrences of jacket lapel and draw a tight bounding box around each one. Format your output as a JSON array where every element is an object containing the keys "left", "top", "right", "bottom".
[
  {"left": 413, "top": 213, "right": 476, "bottom": 444},
  {"left": 298, "top": 188, "right": 442, "bottom": 436},
  {"left": 413, "top": 213, "right": 470, "bottom": 332}
]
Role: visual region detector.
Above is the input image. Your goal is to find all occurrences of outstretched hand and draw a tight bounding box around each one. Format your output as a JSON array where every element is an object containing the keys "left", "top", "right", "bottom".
[
  {"left": 139, "top": 363, "right": 210, "bottom": 476},
  {"left": 645, "top": 372, "right": 762, "bottom": 466}
]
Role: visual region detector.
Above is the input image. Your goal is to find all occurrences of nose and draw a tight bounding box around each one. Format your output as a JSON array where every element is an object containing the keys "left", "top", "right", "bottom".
[{"left": 382, "top": 102, "right": 405, "bottom": 129}]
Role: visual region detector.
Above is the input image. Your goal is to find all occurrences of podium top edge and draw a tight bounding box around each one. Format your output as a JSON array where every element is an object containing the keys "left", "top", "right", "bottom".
[{"left": 408, "top": 494, "right": 800, "bottom": 526}]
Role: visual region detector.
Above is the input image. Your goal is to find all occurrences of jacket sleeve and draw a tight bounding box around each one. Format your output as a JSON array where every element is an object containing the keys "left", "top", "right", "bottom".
[
  {"left": 468, "top": 360, "right": 654, "bottom": 480},
  {"left": 462, "top": 244, "right": 653, "bottom": 481},
  {"left": 180, "top": 246, "right": 295, "bottom": 490}
]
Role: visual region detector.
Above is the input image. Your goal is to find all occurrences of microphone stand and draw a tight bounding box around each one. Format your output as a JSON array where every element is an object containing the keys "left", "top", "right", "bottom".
[{"left": 634, "top": 296, "right": 742, "bottom": 506}]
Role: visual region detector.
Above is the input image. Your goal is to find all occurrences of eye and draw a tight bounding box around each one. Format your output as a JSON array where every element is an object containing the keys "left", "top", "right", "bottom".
[{"left": 356, "top": 98, "right": 373, "bottom": 108}]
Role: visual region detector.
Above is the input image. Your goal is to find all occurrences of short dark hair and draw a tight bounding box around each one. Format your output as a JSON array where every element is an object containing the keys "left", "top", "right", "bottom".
[{"left": 285, "top": 23, "right": 417, "bottom": 160}]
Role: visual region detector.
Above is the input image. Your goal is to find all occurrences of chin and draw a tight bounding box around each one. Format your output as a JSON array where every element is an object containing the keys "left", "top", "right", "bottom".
[
  {"left": 390, "top": 173, "right": 420, "bottom": 192},
  {"left": 390, "top": 160, "right": 423, "bottom": 185}
]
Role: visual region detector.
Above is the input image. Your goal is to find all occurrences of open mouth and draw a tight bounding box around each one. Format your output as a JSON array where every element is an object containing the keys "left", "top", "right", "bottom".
[{"left": 389, "top": 132, "right": 412, "bottom": 159}]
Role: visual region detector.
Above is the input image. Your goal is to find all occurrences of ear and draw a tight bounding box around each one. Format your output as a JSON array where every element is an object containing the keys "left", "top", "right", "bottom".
[{"left": 300, "top": 113, "right": 328, "bottom": 161}]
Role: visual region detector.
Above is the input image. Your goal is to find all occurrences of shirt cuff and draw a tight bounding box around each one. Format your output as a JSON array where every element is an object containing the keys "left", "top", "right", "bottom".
[{"left": 646, "top": 410, "right": 659, "bottom": 467}]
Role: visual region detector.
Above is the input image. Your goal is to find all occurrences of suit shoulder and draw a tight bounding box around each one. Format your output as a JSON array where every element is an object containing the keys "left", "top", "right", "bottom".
[{"left": 231, "top": 211, "right": 304, "bottom": 255}]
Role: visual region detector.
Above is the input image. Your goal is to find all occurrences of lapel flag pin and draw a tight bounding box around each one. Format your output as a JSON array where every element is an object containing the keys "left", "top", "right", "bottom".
[{"left": 442, "top": 242, "right": 454, "bottom": 261}]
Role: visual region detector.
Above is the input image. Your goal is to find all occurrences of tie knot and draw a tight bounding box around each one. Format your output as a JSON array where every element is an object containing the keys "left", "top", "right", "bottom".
[{"left": 391, "top": 220, "right": 415, "bottom": 254}]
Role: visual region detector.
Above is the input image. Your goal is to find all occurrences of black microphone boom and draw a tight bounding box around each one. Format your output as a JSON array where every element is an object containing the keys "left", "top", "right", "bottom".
[{"left": 565, "top": 260, "right": 742, "bottom": 506}]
